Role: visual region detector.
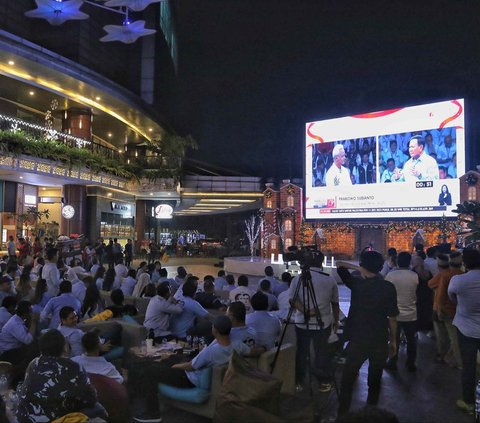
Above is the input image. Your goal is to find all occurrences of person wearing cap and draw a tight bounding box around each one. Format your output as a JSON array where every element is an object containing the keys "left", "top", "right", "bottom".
[
  {"left": 325, "top": 144, "right": 352, "bottom": 187},
  {"left": 428, "top": 252, "right": 463, "bottom": 367},
  {"left": 448, "top": 249, "right": 480, "bottom": 414},
  {"left": 385, "top": 252, "right": 419, "bottom": 372},
  {"left": 336, "top": 251, "right": 399, "bottom": 416},
  {"left": 129, "top": 315, "right": 255, "bottom": 423},
  {"left": 398, "top": 135, "right": 439, "bottom": 182}
]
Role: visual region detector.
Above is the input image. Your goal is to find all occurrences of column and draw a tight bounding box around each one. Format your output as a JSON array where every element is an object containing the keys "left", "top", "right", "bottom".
[
  {"left": 62, "top": 185, "right": 87, "bottom": 236},
  {"left": 135, "top": 200, "right": 147, "bottom": 252},
  {"left": 61, "top": 108, "right": 92, "bottom": 141}
]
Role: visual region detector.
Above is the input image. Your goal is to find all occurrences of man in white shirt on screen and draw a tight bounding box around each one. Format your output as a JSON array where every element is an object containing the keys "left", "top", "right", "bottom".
[
  {"left": 325, "top": 144, "right": 352, "bottom": 187},
  {"left": 400, "top": 135, "right": 439, "bottom": 182}
]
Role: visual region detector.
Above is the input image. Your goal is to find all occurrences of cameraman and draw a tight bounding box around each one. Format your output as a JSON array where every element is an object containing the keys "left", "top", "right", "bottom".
[{"left": 288, "top": 250, "right": 339, "bottom": 392}]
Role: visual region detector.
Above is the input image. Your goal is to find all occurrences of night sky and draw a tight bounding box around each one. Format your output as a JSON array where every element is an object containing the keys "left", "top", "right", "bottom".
[{"left": 173, "top": 0, "right": 480, "bottom": 179}]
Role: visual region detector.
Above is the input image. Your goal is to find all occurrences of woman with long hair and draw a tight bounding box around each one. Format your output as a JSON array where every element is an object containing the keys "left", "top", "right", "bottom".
[
  {"left": 31, "top": 279, "right": 51, "bottom": 314},
  {"left": 16, "top": 265, "right": 34, "bottom": 301},
  {"left": 438, "top": 184, "right": 452, "bottom": 206},
  {"left": 102, "top": 268, "right": 116, "bottom": 292},
  {"left": 81, "top": 280, "right": 105, "bottom": 319}
]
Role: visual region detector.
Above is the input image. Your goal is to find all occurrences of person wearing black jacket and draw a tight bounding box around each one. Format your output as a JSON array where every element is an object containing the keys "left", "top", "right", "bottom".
[{"left": 336, "top": 251, "right": 399, "bottom": 416}]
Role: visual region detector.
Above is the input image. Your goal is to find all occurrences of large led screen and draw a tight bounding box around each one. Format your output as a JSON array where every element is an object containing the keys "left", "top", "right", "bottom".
[{"left": 305, "top": 99, "right": 465, "bottom": 220}]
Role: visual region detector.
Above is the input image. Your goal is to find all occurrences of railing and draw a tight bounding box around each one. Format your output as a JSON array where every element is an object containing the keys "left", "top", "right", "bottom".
[{"left": 0, "top": 114, "right": 123, "bottom": 162}]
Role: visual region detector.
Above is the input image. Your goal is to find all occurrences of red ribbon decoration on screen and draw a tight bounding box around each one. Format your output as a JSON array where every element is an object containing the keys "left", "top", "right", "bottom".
[
  {"left": 306, "top": 123, "right": 325, "bottom": 144},
  {"left": 351, "top": 108, "right": 403, "bottom": 119},
  {"left": 439, "top": 100, "right": 463, "bottom": 129}
]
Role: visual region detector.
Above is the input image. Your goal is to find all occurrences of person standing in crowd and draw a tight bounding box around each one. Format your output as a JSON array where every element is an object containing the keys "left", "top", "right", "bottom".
[
  {"left": 124, "top": 239, "right": 133, "bottom": 268},
  {"left": 448, "top": 249, "right": 480, "bottom": 415},
  {"left": 7, "top": 236, "right": 16, "bottom": 261},
  {"left": 412, "top": 249, "right": 433, "bottom": 331},
  {"left": 40, "top": 281, "right": 81, "bottom": 329},
  {"left": 425, "top": 246, "right": 439, "bottom": 277},
  {"left": 336, "top": 251, "right": 398, "bottom": 416},
  {"left": 94, "top": 238, "right": 105, "bottom": 265},
  {"left": 43, "top": 248, "right": 61, "bottom": 297},
  {"left": 385, "top": 252, "right": 419, "bottom": 371},
  {"left": 289, "top": 251, "right": 339, "bottom": 393},
  {"left": 429, "top": 252, "right": 463, "bottom": 367}
]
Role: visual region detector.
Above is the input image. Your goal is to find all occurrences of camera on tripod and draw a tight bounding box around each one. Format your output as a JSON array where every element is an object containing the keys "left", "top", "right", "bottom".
[{"left": 284, "top": 245, "right": 324, "bottom": 269}]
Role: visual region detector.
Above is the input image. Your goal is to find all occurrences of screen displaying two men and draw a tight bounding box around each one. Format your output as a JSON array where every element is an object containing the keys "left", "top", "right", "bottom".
[{"left": 305, "top": 99, "right": 465, "bottom": 220}]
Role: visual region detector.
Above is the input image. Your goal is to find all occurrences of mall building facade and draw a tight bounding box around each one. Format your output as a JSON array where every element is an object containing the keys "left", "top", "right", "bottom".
[{"left": 0, "top": 2, "right": 262, "bottom": 250}]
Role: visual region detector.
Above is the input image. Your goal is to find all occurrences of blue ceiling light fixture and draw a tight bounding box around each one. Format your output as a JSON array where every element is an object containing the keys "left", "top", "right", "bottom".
[
  {"left": 24, "top": 0, "right": 158, "bottom": 43},
  {"left": 24, "top": 0, "right": 89, "bottom": 26},
  {"left": 100, "top": 12, "right": 156, "bottom": 43},
  {"left": 103, "top": 0, "right": 162, "bottom": 12}
]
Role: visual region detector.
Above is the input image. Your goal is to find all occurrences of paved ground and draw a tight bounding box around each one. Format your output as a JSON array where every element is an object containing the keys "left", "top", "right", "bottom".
[{"left": 135, "top": 258, "right": 473, "bottom": 423}]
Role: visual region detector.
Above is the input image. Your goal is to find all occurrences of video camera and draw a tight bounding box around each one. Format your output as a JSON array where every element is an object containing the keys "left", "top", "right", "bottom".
[{"left": 283, "top": 245, "right": 324, "bottom": 268}]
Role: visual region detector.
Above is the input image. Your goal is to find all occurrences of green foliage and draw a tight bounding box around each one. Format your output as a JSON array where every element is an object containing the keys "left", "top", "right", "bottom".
[
  {"left": 0, "top": 129, "right": 193, "bottom": 182},
  {"left": 452, "top": 200, "right": 480, "bottom": 243}
]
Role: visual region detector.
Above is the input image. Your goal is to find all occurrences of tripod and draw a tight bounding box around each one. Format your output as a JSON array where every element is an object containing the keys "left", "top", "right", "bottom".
[{"left": 271, "top": 266, "right": 335, "bottom": 394}]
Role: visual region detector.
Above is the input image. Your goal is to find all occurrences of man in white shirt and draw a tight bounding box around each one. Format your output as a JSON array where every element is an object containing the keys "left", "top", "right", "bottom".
[
  {"left": 400, "top": 135, "right": 439, "bottom": 182},
  {"left": 43, "top": 248, "right": 61, "bottom": 297},
  {"left": 325, "top": 144, "right": 352, "bottom": 187},
  {"left": 385, "top": 252, "right": 419, "bottom": 371},
  {"left": 229, "top": 275, "right": 254, "bottom": 313},
  {"left": 424, "top": 247, "right": 439, "bottom": 277},
  {"left": 144, "top": 282, "right": 183, "bottom": 340},
  {"left": 7, "top": 236, "right": 16, "bottom": 261},
  {"left": 289, "top": 256, "right": 339, "bottom": 392},
  {"left": 72, "top": 332, "right": 124, "bottom": 384},
  {"left": 114, "top": 259, "right": 129, "bottom": 280}
]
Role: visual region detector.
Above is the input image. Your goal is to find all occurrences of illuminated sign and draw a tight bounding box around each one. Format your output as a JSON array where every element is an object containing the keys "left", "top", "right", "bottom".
[
  {"left": 152, "top": 204, "right": 173, "bottom": 219},
  {"left": 24, "top": 195, "right": 37, "bottom": 205}
]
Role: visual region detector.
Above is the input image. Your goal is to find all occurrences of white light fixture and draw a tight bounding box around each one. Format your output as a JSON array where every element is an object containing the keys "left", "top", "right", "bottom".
[
  {"left": 7, "top": 60, "right": 14, "bottom": 66},
  {"left": 29, "top": 91, "right": 35, "bottom": 96},
  {"left": 24, "top": 0, "right": 156, "bottom": 44},
  {"left": 25, "top": 0, "right": 89, "bottom": 26},
  {"left": 100, "top": 19, "right": 156, "bottom": 44}
]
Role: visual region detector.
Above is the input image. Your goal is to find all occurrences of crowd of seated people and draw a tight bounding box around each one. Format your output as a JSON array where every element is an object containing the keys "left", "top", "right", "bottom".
[{"left": 0, "top": 239, "right": 296, "bottom": 422}]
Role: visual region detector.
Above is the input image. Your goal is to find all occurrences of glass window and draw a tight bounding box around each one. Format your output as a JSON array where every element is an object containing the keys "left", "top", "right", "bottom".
[
  {"left": 266, "top": 200, "right": 272, "bottom": 209},
  {"left": 271, "top": 239, "right": 277, "bottom": 250},
  {"left": 285, "top": 219, "right": 292, "bottom": 231},
  {"left": 468, "top": 186, "right": 477, "bottom": 201},
  {"left": 287, "top": 195, "right": 294, "bottom": 207},
  {"left": 285, "top": 238, "right": 292, "bottom": 248}
]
